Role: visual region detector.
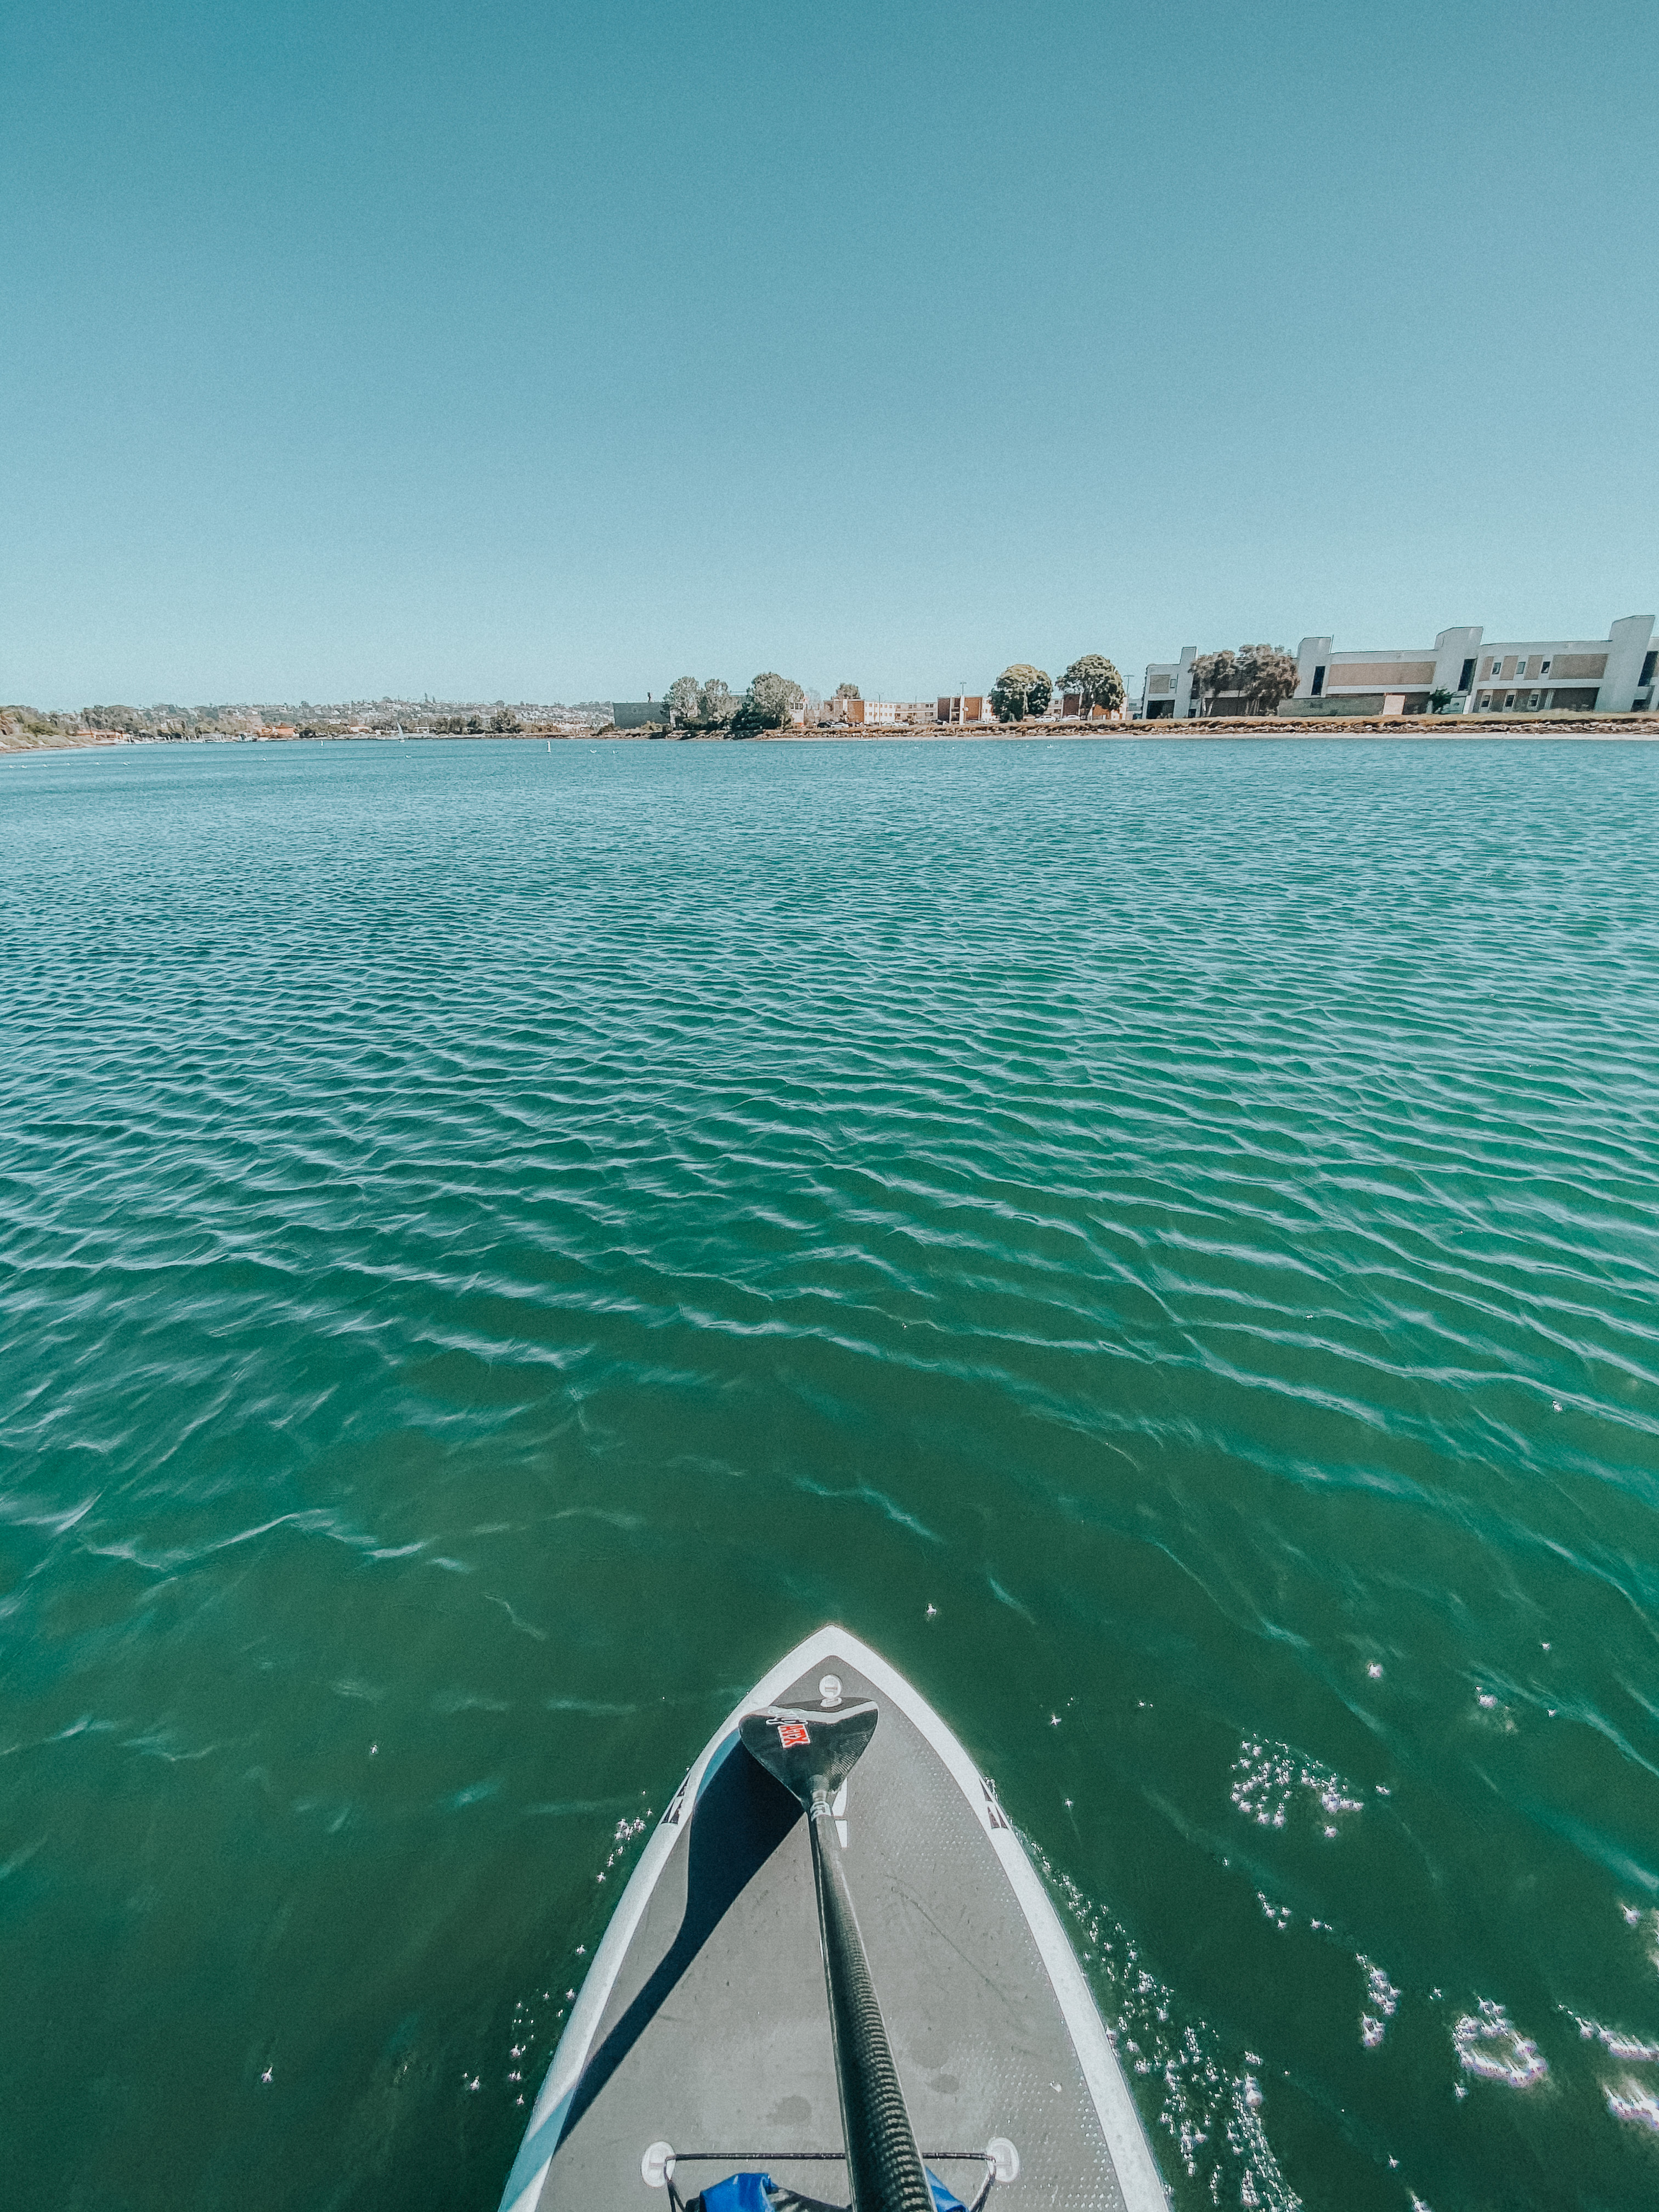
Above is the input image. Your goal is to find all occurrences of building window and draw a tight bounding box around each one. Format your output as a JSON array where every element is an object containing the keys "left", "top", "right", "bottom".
[
  {"left": 1504, "top": 692, "right": 1515, "bottom": 708},
  {"left": 1641, "top": 651, "right": 1657, "bottom": 685},
  {"left": 1311, "top": 665, "right": 1325, "bottom": 696},
  {"left": 1516, "top": 659, "right": 1527, "bottom": 676},
  {"left": 1539, "top": 658, "right": 1552, "bottom": 675},
  {"left": 1527, "top": 691, "right": 1540, "bottom": 709},
  {"left": 1489, "top": 658, "right": 1502, "bottom": 675},
  {"left": 1459, "top": 658, "right": 1476, "bottom": 691},
  {"left": 1478, "top": 693, "right": 1491, "bottom": 708}
]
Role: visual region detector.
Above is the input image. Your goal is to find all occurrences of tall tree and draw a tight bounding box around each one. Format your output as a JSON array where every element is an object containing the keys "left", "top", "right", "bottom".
[
  {"left": 1235, "top": 645, "right": 1299, "bottom": 715},
  {"left": 665, "top": 676, "right": 701, "bottom": 726},
  {"left": 990, "top": 663, "right": 1052, "bottom": 721},
  {"left": 1058, "top": 654, "right": 1125, "bottom": 715},
  {"left": 698, "top": 679, "right": 735, "bottom": 728},
  {"left": 737, "top": 672, "right": 805, "bottom": 732},
  {"left": 833, "top": 682, "right": 861, "bottom": 703},
  {"left": 1189, "top": 651, "right": 1237, "bottom": 716}
]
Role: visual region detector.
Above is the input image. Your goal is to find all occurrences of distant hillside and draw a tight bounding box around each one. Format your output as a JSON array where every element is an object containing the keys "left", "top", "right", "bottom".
[
  {"left": 1, "top": 706, "right": 78, "bottom": 737},
  {"left": 2, "top": 697, "right": 615, "bottom": 743}
]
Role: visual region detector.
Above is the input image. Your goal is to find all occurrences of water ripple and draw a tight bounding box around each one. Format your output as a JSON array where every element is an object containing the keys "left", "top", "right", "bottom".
[{"left": 3, "top": 738, "right": 1658, "bottom": 2211}]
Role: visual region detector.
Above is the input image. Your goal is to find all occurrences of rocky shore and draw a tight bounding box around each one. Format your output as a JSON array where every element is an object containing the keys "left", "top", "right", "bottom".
[
  {"left": 6, "top": 714, "right": 1657, "bottom": 759},
  {"left": 771, "top": 713, "right": 1657, "bottom": 742}
]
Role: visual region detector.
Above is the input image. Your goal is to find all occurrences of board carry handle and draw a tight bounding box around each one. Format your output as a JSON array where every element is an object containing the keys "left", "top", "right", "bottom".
[{"left": 739, "top": 1700, "right": 934, "bottom": 2212}]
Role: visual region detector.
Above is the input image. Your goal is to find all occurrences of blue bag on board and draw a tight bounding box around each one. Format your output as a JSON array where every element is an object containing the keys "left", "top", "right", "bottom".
[
  {"left": 698, "top": 2176, "right": 775, "bottom": 2212},
  {"left": 696, "top": 2164, "right": 965, "bottom": 2211}
]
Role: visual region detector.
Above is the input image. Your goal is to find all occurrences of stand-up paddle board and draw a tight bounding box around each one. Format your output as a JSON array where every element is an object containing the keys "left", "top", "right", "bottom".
[{"left": 499, "top": 1626, "right": 1165, "bottom": 2212}]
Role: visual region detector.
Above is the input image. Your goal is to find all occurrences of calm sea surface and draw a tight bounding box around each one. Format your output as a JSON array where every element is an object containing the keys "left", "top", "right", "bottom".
[{"left": 4, "top": 737, "right": 1659, "bottom": 2211}]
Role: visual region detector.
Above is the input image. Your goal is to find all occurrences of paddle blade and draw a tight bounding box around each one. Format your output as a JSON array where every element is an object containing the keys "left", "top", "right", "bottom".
[{"left": 739, "top": 1700, "right": 878, "bottom": 1806}]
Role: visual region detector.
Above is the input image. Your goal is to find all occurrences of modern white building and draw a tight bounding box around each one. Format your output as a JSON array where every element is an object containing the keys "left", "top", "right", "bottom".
[
  {"left": 1138, "top": 616, "right": 1655, "bottom": 718},
  {"left": 1138, "top": 647, "right": 1198, "bottom": 719}
]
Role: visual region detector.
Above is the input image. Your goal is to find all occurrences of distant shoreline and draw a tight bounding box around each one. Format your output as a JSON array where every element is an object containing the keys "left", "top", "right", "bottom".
[
  {"left": 4, "top": 714, "right": 1658, "bottom": 760},
  {"left": 769, "top": 716, "right": 1659, "bottom": 744}
]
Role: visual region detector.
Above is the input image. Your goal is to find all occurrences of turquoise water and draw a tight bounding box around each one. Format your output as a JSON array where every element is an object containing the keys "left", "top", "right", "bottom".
[{"left": 3, "top": 737, "right": 1658, "bottom": 2211}]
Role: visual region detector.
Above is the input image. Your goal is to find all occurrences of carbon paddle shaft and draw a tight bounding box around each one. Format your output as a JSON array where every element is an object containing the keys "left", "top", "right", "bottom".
[
  {"left": 806, "top": 1796, "right": 934, "bottom": 2212},
  {"left": 739, "top": 1702, "right": 934, "bottom": 2212}
]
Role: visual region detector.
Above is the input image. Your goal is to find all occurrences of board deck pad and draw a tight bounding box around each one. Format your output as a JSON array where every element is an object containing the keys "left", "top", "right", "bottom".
[{"left": 500, "top": 1630, "right": 1164, "bottom": 2212}]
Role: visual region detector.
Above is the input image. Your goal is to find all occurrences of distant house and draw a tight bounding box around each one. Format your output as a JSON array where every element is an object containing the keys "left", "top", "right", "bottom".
[
  {"left": 936, "top": 696, "right": 988, "bottom": 724},
  {"left": 1136, "top": 650, "right": 1197, "bottom": 719},
  {"left": 610, "top": 701, "right": 662, "bottom": 729},
  {"left": 1059, "top": 695, "right": 1119, "bottom": 721},
  {"left": 848, "top": 699, "right": 905, "bottom": 727}
]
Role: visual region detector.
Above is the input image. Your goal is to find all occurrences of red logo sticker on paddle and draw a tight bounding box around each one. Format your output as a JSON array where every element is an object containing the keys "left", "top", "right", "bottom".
[{"left": 776, "top": 1720, "right": 810, "bottom": 1748}]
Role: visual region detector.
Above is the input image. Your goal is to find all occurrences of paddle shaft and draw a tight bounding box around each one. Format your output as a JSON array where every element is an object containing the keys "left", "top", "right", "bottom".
[{"left": 806, "top": 1794, "right": 934, "bottom": 2212}]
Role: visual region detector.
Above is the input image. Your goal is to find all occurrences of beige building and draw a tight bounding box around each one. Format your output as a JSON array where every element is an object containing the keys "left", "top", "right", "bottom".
[
  {"left": 1284, "top": 617, "right": 1655, "bottom": 715},
  {"left": 1140, "top": 617, "right": 1655, "bottom": 718}
]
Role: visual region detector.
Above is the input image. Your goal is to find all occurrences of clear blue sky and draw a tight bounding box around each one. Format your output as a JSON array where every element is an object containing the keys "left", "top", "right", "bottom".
[{"left": 4, "top": 0, "right": 1655, "bottom": 707}]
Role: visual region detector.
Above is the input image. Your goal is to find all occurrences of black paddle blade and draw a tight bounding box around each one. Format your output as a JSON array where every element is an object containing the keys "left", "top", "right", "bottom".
[{"left": 738, "top": 1700, "right": 878, "bottom": 1806}]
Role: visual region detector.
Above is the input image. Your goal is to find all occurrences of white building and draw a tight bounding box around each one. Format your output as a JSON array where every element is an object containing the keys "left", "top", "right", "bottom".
[
  {"left": 1138, "top": 647, "right": 1198, "bottom": 719},
  {"left": 1138, "top": 616, "right": 1655, "bottom": 718}
]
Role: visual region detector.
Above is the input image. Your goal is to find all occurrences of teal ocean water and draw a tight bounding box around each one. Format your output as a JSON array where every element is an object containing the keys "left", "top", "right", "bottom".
[{"left": 4, "top": 737, "right": 1659, "bottom": 2211}]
